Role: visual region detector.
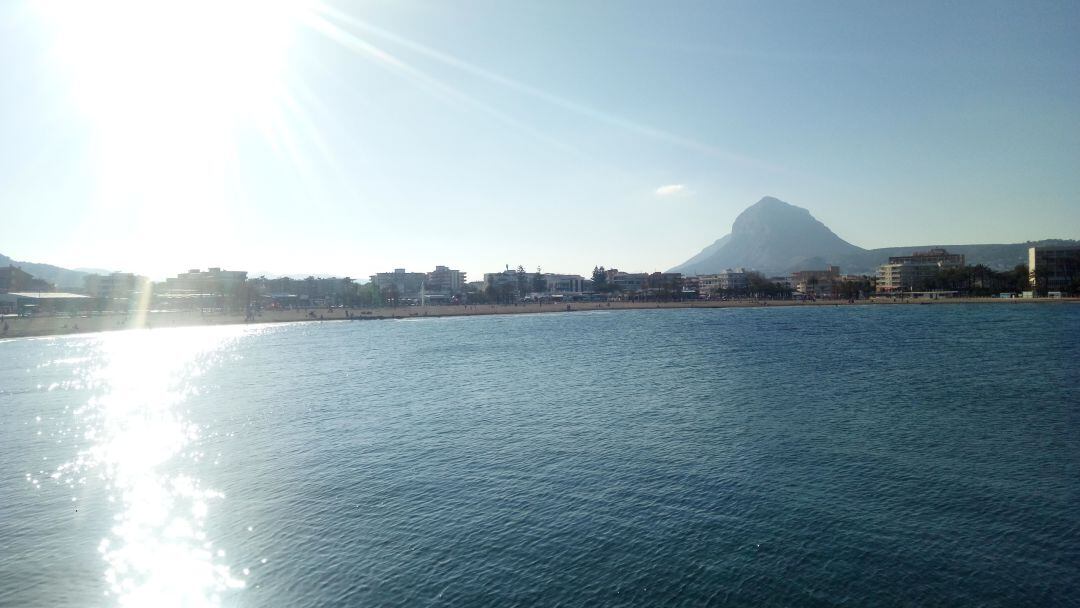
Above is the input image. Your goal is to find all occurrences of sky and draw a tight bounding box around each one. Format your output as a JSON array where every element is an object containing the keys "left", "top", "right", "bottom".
[{"left": 0, "top": 0, "right": 1077, "bottom": 281}]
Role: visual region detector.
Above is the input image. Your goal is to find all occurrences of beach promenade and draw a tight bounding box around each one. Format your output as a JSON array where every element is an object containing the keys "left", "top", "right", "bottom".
[{"left": 2, "top": 297, "right": 1076, "bottom": 340}]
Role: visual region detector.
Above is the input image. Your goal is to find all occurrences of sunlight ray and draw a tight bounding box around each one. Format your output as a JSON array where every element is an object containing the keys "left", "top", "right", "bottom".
[
  {"left": 302, "top": 11, "right": 585, "bottom": 156},
  {"left": 312, "top": 2, "right": 779, "bottom": 171}
]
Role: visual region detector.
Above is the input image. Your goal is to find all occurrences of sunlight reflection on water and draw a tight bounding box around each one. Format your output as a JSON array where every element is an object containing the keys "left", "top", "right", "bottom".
[{"left": 49, "top": 326, "right": 255, "bottom": 607}]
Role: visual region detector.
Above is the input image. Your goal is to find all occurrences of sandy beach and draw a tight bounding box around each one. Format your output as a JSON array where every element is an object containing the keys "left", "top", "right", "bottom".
[{"left": 1, "top": 297, "right": 1076, "bottom": 340}]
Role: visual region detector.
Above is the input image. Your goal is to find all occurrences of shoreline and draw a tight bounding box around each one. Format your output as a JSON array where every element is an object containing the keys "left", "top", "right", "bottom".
[{"left": 1, "top": 297, "right": 1076, "bottom": 340}]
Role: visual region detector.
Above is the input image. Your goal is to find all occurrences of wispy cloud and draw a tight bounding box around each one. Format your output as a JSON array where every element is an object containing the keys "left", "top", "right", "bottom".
[{"left": 655, "top": 184, "right": 689, "bottom": 197}]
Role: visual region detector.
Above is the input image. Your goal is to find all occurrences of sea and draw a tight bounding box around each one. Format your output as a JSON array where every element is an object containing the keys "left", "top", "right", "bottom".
[{"left": 1, "top": 304, "right": 1077, "bottom": 607}]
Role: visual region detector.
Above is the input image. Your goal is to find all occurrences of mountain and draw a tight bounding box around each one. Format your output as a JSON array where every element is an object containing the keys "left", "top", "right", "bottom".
[
  {"left": 670, "top": 197, "right": 864, "bottom": 275},
  {"left": 670, "top": 197, "right": 1078, "bottom": 276},
  {"left": 0, "top": 253, "right": 96, "bottom": 289}
]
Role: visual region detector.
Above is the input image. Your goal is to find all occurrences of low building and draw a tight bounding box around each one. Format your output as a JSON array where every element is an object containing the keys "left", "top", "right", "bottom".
[
  {"left": 1029, "top": 245, "right": 1080, "bottom": 294},
  {"left": 876, "top": 249, "right": 965, "bottom": 293},
  {"left": 0, "top": 291, "right": 91, "bottom": 315}
]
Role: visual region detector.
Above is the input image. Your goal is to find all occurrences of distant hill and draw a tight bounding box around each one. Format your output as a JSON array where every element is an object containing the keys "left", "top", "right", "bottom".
[
  {"left": 0, "top": 253, "right": 96, "bottom": 289},
  {"left": 670, "top": 197, "right": 1079, "bottom": 276}
]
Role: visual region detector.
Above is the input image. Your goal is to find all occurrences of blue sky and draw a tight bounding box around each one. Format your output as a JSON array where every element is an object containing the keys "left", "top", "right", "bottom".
[{"left": 1, "top": 0, "right": 1077, "bottom": 280}]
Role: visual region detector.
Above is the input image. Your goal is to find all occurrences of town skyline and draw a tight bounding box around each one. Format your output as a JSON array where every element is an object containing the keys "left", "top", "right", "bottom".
[
  {"left": 2, "top": 1, "right": 1078, "bottom": 282},
  {"left": 3, "top": 192, "right": 1078, "bottom": 285}
]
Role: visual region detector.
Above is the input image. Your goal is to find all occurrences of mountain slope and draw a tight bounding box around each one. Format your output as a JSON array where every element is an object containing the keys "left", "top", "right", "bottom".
[{"left": 671, "top": 234, "right": 730, "bottom": 271}]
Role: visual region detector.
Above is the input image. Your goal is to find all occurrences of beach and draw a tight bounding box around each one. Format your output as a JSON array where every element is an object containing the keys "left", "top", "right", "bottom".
[{"left": 1, "top": 297, "right": 1075, "bottom": 340}]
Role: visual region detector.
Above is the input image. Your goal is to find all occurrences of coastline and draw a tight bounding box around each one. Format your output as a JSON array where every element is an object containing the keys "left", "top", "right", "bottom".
[{"left": 1, "top": 297, "right": 1076, "bottom": 340}]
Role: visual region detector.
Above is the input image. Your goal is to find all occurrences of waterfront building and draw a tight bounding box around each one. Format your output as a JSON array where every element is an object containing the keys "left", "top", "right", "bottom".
[
  {"left": 769, "top": 276, "right": 794, "bottom": 289},
  {"left": 792, "top": 266, "right": 841, "bottom": 297},
  {"left": 426, "top": 266, "right": 466, "bottom": 295},
  {"left": 1029, "top": 245, "right": 1080, "bottom": 294},
  {"left": 370, "top": 269, "right": 427, "bottom": 300},
  {"left": 604, "top": 269, "right": 649, "bottom": 292},
  {"left": 887, "top": 248, "right": 965, "bottom": 267},
  {"left": 251, "top": 276, "right": 360, "bottom": 307},
  {"left": 480, "top": 270, "right": 591, "bottom": 297},
  {"left": 479, "top": 272, "right": 587, "bottom": 301},
  {"left": 162, "top": 267, "right": 248, "bottom": 296},
  {"left": 646, "top": 272, "right": 684, "bottom": 288},
  {"left": 481, "top": 268, "right": 537, "bottom": 302},
  {"left": 596, "top": 269, "right": 682, "bottom": 297},
  {"left": 876, "top": 249, "right": 965, "bottom": 293},
  {"left": 643, "top": 272, "right": 685, "bottom": 298},
  {"left": 483, "top": 269, "right": 530, "bottom": 289},
  {"left": 83, "top": 272, "right": 150, "bottom": 300},
  {"left": 699, "top": 269, "right": 747, "bottom": 294},
  {"left": 542, "top": 274, "right": 586, "bottom": 294},
  {"left": 157, "top": 267, "right": 250, "bottom": 312}
]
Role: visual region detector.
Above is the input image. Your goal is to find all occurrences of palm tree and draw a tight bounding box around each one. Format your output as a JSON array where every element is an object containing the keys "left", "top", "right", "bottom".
[
  {"left": 341, "top": 277, "right": 355, "bottom": 307},
  {"left": 1030, "top": 266, "right": 1049, "bottom": 296}
]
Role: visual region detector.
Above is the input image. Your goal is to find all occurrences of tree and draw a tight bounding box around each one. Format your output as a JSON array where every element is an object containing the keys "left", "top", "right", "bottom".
[
  {"left": 532, "top": 268, "right": 547, "bottom": 294},
  {"left": 499, "top": 282, "right": 516, "bottom": 304},
  {"left": 339, "top": 277, "right": 356, "bottom": 307},
  {"left": 1011, "top": 264, "right": 1029, "bottom": 294},
  {"left": 592, "top": 266, "right": 607, "bottom": 287},
  {"left": 746, "top": 271, "right": 773, "bottom": 298},
  {"left": 381, "top": 285, "right": 400, "bottom": 307},
  {"left": 515, "top": 265, "right": 528, "bottom": 300},
  {"left": 357, "top": 283, "right": 383, "bottom": 307}
]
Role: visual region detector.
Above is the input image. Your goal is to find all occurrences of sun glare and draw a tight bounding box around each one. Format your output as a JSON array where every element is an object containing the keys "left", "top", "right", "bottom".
[
  {"left": 32, "top": 0, "right": 313, "bottom": 269},
  {"left": 37, "top": 0, "right": 307, "bottom": 132},
  {"left": 51, "top": 326, "right": 257, "bottom": 606}
]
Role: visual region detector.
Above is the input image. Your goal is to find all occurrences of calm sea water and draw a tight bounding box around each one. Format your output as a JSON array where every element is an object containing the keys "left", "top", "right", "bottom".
[{"left": 1, "top": 305, "right": 1078, "bottom": 607}]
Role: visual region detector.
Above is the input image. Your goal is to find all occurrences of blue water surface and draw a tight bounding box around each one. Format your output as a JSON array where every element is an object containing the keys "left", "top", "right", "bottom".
[{"left": 1, "top": 304, "right": 1078, "bottom": 607}]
